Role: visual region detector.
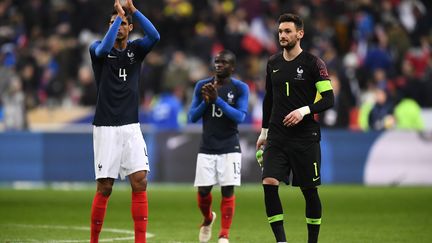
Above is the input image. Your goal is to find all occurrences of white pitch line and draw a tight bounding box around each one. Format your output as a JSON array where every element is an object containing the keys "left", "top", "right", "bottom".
[{"left": 2, "top": 224, "right": 154, "bottom": 242}]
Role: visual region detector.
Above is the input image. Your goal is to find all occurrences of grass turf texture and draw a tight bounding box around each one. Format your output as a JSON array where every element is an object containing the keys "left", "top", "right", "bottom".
[{"left": 0, "top": 184, "right": 431, "bottom": 243}]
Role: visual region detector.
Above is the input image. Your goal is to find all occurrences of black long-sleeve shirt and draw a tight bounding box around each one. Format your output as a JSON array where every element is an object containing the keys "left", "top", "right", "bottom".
[{"left": 262, "top": 51, "right": 334, "bottom": 141}]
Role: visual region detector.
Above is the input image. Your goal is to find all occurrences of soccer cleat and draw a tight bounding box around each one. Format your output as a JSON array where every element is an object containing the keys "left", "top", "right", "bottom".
[
  {"left": 218, "top": 237, "right": 229, "bottom": 243},
  {"left": 199, "top": 211, "right": 216, "bottom": 243}
]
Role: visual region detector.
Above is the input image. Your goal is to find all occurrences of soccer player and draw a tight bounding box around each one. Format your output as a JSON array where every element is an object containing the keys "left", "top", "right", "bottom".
[
  {"left": 256, "top": 13, "right": 334, "bottom": 243},
  {"left": 88, "top": 0, "right": 159, "bottom": 242},
  {"left": 189, "top": 50, "right": 249, "bottom": 243}
]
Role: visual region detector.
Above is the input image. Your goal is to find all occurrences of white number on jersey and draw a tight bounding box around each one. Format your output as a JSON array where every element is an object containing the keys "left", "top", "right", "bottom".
[
  {"left": 211, "top": 104, "right": 223, "bottom": 117},
  {"left": 119, "top": 68, "right": 127, "bottom": 81}
]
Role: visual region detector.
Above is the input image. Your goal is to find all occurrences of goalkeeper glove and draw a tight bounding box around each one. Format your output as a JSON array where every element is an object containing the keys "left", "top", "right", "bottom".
[{"left": 256, "top": 149, "right": 264, "bottom": 167}]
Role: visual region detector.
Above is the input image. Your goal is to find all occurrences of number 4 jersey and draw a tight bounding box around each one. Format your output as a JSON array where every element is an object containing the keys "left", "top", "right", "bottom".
[{"left": 90, "top": 40, "right": 149, "bottom": 126}]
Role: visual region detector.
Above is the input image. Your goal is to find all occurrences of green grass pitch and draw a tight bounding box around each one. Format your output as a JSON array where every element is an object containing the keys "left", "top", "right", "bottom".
[{"left": 0, "top": 184, "right": 431, "bottom": 242}]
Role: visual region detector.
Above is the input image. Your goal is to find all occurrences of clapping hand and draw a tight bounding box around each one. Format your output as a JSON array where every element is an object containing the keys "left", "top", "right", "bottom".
[
  {"left": 114, "top": 0, "right": 125, "bottom": 16},
  {"left": 123, "top": 0, "right": 137, "bottom": 13},
  {"left": 201, "top": 83, "right": 218, "bottom": 103}
]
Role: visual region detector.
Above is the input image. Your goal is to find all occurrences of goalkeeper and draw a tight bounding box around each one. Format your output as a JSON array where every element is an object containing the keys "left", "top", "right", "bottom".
[{"left": 256, "top": 13, "right": 334, "bottom": 243}]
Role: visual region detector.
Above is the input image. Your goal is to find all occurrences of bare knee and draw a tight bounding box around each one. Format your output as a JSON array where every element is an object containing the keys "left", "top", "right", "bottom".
[
  {"left": 96, "top": 178, "right": 114, "bottom": 196},
  {"left": 262, "top": 177, "right": 279, "bottom": 186},
  {"left": 129, "top": 171, "right": 148, "bottom": 192}
]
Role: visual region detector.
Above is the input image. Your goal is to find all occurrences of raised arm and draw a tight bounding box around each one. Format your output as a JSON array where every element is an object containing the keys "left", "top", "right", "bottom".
[
  {"left": 92, "top": 0, "right": 125, "bottom": 57},
  {"left": 124, "top": 0, "right": 160, "bottom": 50},
  {"left": 92, "top": 17, "right": 122, "bottom": 57}
]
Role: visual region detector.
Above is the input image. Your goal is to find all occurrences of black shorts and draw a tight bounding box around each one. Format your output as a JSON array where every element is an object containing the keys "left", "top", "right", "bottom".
[{"left": 262, "top": 139, "right": 321, "bottom": 187}]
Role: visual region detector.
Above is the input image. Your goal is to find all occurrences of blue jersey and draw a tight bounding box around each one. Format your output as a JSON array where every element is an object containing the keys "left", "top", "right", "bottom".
[
  {"left": 189, "top": 77, "right": 249, "bottom": 154},
  {"left": 150, "top": 92, "right": 183, "bottom": 130},
  {"left": 89, "top": 11, "right": 160, "bottom": 126}
]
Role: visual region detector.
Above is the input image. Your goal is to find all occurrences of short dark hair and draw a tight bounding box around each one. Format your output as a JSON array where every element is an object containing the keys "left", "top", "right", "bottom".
[
  {"left": 218, "top": 50, "right": 236, "bottom": 66},
  {"left": 111, "top": 10, "right": 133, "bottom": 24},
  {"left": 278, "top": 13, "right": 303, "bottom": 30}
]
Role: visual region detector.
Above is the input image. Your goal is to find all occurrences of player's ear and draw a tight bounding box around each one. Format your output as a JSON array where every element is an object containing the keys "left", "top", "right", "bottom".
[
  {"left": 129, "top": 24, "right": 133, "bottom": 32},
  {"left": 297, "top": 29, "right": 304, "bottom": 39}
]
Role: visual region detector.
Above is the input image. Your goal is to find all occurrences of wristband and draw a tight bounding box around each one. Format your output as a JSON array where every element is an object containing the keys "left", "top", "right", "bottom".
[{"left": 298, "top": 106, "right": 311, "bottom": 117}]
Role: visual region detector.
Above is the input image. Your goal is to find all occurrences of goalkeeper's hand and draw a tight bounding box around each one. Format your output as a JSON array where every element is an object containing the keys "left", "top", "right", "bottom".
[
  {"left": 256, "top": 128, "right": 268, "bottom": 150},
  {"left": 283, "top": 106, "right": 310, "bottom": 127},
  {"left": 256, "top": 149, "right": 264, "bottom": 167},
  {"left": 256, "top": 128, "right": 268, "bottom": 167}
]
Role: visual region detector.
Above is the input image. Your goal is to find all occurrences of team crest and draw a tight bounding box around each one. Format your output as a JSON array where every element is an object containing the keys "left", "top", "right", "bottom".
[
  {"left": 127, "top": 50, "right": 136, "bottom": 64},
  {"left": 295, "top": 66, "right": 304, "bottom": 80},
  {"left": 227, "top": 91, "right": 235, "bottom": 104}
]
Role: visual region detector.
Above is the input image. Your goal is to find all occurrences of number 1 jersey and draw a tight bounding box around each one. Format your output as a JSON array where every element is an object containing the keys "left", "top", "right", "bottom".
[{"left": 263, "top": 51, "right": 330, "bottom": 142}]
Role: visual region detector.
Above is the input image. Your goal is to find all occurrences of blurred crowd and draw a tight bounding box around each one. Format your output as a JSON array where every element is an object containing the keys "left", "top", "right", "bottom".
[{"left": 0, "top": 0, "right": 431, "bottom": 131}]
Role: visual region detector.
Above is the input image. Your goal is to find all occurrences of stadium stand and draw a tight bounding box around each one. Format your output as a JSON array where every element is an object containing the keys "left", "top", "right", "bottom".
[{"left": 0, "top": 0, "right": 431, "bottom": 131}]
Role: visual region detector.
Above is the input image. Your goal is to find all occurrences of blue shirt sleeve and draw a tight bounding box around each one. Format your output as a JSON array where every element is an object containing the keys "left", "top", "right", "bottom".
[
  {"left": 93, "top": 16, "right": 122, "bottom": 57},
  {"left": 188, "top": 81, "right": 208, "bottom": 123},
  {"left": 214, "top": 81, "right": 249, "bottom": 124},
  {"left": 132, "top": 10, "right": 160, "bottom": 53}
]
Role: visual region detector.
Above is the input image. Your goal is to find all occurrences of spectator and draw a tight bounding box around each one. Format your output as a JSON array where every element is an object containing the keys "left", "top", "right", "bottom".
[
  {"left": 319, "top": 72, "right": 353, "bottom": 128},
  {"left": 149, "top": 86, "right": 184, "bottom": 131},
  {"left": 78, "top": 65, "right": 97, "bottom": 106},
  {"left": 394, "top": 97, "right": 424, "bottom": 131},
  {"left": 140, "top": 49, "right": 166, "bottom": 105},
  {"left": 1, "top": 75, "right": 27, "bottom": 130},
  {"left": 368, "top": 88, "right": 395, "bottom": 130},
  {"left": 0, "top": 0, "right": 430, "bottom": 131}
]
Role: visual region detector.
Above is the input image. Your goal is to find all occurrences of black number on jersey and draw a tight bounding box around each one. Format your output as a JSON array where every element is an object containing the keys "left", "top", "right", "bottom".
[
  {"left": 233, "top": 161, "right": 241, "bottom": 175},
  {"left": 119, "top": 68, "right": 127, "bottom": 81}
]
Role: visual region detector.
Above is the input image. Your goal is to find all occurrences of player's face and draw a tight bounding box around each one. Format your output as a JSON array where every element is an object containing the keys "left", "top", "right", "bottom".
[
  {"left": 110, "top": 15, "right": 133, "bottom": 41},
  {"left": 214, "top": 54, "right": 234, "bottom": 78},
  {"left": 278, "top": 22, "right": 303, "bottom": 50}
]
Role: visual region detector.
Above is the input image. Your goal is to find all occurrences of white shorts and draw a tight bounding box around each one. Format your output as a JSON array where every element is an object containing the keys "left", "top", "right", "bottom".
[
  {"left": 93, "top": 123, "right": 149, "bottom": 180},
  {"left": 194, "top": 152, "right": 241, "bottom": 187}
]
